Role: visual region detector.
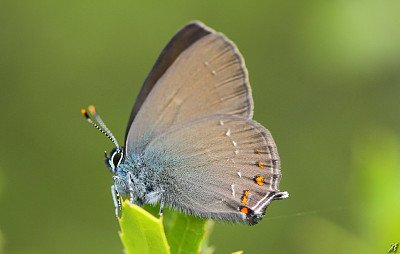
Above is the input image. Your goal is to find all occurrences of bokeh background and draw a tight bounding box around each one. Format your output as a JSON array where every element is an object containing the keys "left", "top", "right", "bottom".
[{"left": 1, "top": 1, "right": 399, "bottom": 253}]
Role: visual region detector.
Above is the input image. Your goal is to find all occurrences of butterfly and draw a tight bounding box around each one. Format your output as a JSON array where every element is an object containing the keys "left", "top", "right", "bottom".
[{"left": 82, "top": 21, "right": 288, "bottom": 225}]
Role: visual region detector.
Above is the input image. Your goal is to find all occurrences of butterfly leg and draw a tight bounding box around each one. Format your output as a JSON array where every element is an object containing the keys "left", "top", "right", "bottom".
[
  {"left": 111, "top": 177, "right": 122, "bottom": 220},
  {"left": 159, "top": 200, "right": 164, "bottom": 217},
  {"left": 127, "top": 171, "right": 135, "bottom": 204}
]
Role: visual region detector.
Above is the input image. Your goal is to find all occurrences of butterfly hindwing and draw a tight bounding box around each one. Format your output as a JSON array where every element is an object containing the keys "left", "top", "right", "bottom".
[{"left": 142, "top": 115, "right": 287, "bottom": 224}]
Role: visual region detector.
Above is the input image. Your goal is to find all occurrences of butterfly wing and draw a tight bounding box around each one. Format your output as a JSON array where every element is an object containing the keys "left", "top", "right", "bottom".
[
  {"left": 142, "top": 115, "right": 288, "bottom": 225},
  {"left": 126, "top": 23, "right": 253, "bottom": 154},
  {"left": 125, "top": 22, "right": 212, "bottom": 141}
]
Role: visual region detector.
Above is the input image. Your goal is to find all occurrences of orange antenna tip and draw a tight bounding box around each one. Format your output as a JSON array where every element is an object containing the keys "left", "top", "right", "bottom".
[
  {"left": 81, "top": 109, "right": 89, "bottom": 118},
  {"left": 88, "top": 105, "right": 96, "bottom": 115},
  {"left": 81, "top": 106, "right": 120, "bottom": 149}
]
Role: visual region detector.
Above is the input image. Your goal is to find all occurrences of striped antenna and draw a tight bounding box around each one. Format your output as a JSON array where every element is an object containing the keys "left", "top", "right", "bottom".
[
  {"left": 81, "top": 108, "right": 120, "bottom": 149},
  {"left": 88, "top": 105, "right": 120, "bottom": 148}
]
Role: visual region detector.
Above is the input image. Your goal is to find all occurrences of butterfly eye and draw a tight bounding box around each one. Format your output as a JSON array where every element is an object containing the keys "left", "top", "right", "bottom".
[
  {"left": 112, "top": 152, "right": 122, "bottom": 168},
  {"left": 105, "top": 148, "right": 123, "bottom": 174}
]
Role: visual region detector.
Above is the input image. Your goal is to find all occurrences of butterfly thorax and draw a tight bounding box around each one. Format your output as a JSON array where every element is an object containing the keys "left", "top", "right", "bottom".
[{"left": 114, "top": 152, "right": 163, "bottom": 206}]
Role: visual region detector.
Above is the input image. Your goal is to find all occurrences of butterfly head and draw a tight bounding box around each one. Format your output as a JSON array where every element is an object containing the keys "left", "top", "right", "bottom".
[{"left": 105, "top": 148, "right": 124, "bottom": 174}]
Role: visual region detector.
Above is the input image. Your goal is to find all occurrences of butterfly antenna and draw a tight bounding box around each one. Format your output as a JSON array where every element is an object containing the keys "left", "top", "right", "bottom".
[
  {"left": 88, "top": 105, "right": 116, "bottom": 140},
  {"left": 81, "top": 107, "right": 120, "bottom": 149}
]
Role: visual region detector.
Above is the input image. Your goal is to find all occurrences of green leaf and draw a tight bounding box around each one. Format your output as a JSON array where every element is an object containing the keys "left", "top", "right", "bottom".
[
  {"left": 199, "top": 220, "right": 215, "bottom": 254},
  {"left": 165, "top": 211, "right": 209, "bottom": 254},
  {"left": 119, "top": 201, "right": 213, "bottom": 254},
  {"left": 119, "top": 201, "right": 170, "bottom": 254}
]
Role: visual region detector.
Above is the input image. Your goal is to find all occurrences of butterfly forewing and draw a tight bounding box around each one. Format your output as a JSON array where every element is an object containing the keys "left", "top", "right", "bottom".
[
  {"left": 125, "top": 22, "right": 212, "bottom": 140},
  {"left": 126, "top": 26, "right": 253, "bottom": 154},
  {"left": 142, "top": 115, "right": 285, "bottom": 224}
]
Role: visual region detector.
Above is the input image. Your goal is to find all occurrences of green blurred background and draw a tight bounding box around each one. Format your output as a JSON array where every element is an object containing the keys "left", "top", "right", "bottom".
[{"left": 1, "top": 1, "right": 399, "bottom": 253}]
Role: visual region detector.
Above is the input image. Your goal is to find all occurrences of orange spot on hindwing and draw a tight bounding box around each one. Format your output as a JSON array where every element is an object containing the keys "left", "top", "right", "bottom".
[
  {"left": 254, "top": 175, "right": 265, "bottom": 186},
  {"left": 241, "top": 190, "right": 251, "bottom": 206},
  {"left": 240, "top": 206, "right": 249, "bottom": 214},
  {"left": 257, "top": 161, "right": 264, "bottom": 168}
]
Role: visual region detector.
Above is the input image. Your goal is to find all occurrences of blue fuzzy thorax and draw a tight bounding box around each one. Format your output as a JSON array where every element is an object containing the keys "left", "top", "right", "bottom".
[{"left": 113, "top": 151, "right": 163, "bottom": 206}]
